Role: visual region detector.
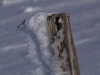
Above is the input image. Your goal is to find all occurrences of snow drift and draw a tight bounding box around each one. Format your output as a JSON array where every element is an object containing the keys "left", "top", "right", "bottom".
[{"left": 17, "top": 13, "right": 70, "bottom": 75}]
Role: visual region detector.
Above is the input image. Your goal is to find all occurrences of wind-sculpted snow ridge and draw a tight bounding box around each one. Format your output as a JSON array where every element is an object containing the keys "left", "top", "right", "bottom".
[{"left": 17, "top": 13, "right": 70, "bottom": 75}]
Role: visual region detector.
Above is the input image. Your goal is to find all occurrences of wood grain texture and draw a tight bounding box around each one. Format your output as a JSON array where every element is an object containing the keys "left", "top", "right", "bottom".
[{"left": 47, "top": 13, "right": 80, "bottom": 75}]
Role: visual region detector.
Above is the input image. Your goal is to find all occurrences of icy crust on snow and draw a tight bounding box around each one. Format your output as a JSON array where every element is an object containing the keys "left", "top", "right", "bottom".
[{"left": 17, "top": 13, "right": 70, "bottom": 75}]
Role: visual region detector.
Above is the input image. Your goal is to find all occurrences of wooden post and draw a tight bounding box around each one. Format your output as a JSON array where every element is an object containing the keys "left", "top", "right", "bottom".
[{"left": 47, "top": 13, "right": 80, "bottom": 75}]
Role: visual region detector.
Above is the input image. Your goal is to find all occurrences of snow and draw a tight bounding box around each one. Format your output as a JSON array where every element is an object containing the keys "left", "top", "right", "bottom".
[
  {"left": 0, "top": 43, "right": 28, "bottom": 51},
  {"left": 51, "top": 29, "right": 71, "bottom": 75},
  {"left": 58, "top": 18, "right": 64, "bottom": 23},
  {"left": 2, "top": 0, "right": 28, "bottom": 6},
  {"left": 23, "top": 7, "right": 40, "bottom": 13},
  {"left": 18, "top": 13, "right": 53, "bottom": 75},
  {"left": 33, "top": 0, "right": 39, "bottom": 2},
  {"left": 17, "top": 13, "right": 71, "bottom": 75},
  {"left": 31, "top": 67, "right": 44, "bottom": 75},
  {"left": 0, "top": 0, "right": 100, "bottom": 75}
]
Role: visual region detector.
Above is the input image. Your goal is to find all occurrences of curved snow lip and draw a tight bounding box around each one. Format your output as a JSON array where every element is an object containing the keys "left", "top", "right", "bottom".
[{"left": 18, "top": 13, "right": 54, "bottom": 75}]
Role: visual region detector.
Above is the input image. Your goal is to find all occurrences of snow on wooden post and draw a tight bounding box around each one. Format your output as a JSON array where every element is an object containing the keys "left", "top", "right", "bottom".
[{"left": 47, "top": 13, "right": 80, "bottom": 75}]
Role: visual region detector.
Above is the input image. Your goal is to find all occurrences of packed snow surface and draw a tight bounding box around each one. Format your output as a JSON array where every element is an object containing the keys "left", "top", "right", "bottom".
[
  {"left": 2, "top": 0, "right": 28, "bottom": 5},
  {"left": 1, "top": 0, "right": 100, "bottom": 75}
]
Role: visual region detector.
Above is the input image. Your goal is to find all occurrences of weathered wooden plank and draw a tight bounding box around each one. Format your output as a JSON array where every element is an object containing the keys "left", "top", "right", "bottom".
[{"left": 47, "top": 13, "right": 80, "bottom": 75}]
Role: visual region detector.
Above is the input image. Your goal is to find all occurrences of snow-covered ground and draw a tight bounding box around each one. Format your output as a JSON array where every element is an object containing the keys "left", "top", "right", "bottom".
[{"left": 0, "top": 0, "right": 100, "bottom": 75}]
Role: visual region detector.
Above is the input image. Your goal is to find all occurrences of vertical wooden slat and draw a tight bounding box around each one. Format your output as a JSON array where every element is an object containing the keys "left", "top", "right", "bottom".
[{"left": 47, "top": 13, "right": 80, "bottom": 75}]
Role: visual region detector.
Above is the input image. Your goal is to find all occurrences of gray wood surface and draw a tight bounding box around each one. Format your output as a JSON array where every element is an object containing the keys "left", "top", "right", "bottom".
[{"left": 47, "top": 13, "right": 80, "bottom": 75}]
